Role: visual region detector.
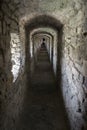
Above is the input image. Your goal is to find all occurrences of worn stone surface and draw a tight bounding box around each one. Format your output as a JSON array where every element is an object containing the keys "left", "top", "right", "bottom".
[
  {"left": 60, "top": 2, "right": 87, "bottom": 130},
  {"left": 0, "top": 0, "right": 87, "bottom": 130}
]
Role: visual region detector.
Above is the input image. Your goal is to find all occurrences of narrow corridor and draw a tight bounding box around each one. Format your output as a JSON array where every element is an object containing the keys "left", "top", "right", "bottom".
[
  {"left": 16, "top": 45, "right": 69, "bottom": 130},
  {"left": 1, "top": 1, "right": 87, "bottom": 130}
]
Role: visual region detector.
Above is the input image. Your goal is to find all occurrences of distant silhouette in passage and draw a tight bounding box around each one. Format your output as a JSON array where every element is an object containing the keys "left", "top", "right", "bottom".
[{"left": 41, "top": 38, "right": 45, "bottom": 47}]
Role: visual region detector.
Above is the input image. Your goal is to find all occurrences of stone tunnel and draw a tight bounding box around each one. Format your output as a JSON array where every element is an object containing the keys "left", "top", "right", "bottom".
[{"left": 0, "top": 0, "right": 87, "bottom": 130}]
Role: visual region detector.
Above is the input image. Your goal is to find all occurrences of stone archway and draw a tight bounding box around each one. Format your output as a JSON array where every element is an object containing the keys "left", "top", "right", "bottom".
[{"left": 20, "top": 14, "right": 63, "bottom": 79}]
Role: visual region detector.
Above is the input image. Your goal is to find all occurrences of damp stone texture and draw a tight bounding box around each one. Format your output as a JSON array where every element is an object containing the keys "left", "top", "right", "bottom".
[{"left": 0, "top": 0, "right": 87, "bottom": 130}]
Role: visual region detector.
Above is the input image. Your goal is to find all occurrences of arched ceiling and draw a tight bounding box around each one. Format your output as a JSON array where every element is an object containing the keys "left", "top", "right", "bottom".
[
  {"left": 25, "top": 15, "right": 63, "bottom": 32},
  {"left": 30, "top": 27, "right": 57, "bottom": 41},
  {"left": 32, "top": 31, "right": 53, "bottom": 39},
  {"left": 33, "top": 33, "right": 52, "bottom": 43}
]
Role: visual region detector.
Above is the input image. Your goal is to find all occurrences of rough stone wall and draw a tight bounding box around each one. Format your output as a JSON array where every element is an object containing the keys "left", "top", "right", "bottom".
[
  {"left": 0, "top": 1, "right": 13, "bottom": 127},
  {"left": 53, "top": 32, "right": 58, "bottom": 75},
  {"left": 0, "top": 1, "right": 26, "bottom": 129},
  {"left": 60, "top": 1, "right": 87, "bottom": 130},
  {"left": 29, "top": 35, "right": 42, "bottom": 75},
  {"left": 0, "top": 0, "right": 87, "bottom": 130}
]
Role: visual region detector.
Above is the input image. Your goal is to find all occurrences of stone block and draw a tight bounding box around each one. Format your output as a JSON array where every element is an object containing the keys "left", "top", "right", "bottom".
[
  {"left": 70, "top": 37, "right": 77, "bottom": 47},
  {"left": 82, "top": 77, "right": 87, "bottom": 89},
  {"left": 82, "top": 60, "right": 87, "bottom": 76},
  {"left": 74, "top": 47, "right": 81, "bottom": 61},
  {"left": 78, "top": 73, "right": 83, "bottom": 83},
  {"left": 65, "top": 36, "right": 71, "bottom": 44},
  {"left": 69, "top": 45, "right": 75, "bottom": 59},
  {"left": 77, "top": 30, "right": 82, "bottom": 37}
]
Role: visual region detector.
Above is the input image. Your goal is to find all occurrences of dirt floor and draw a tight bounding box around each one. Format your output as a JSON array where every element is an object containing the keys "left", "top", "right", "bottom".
[{"left": 16, "top": 45, "right": 70, "bottom": 130}]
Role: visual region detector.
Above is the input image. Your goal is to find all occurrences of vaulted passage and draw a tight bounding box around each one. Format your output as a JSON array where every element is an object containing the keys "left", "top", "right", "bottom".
[
  {"left": 16, "top": 45, "right": 69, "bottom": 130},
  {"left": 0, "top": 1, "right": 87, "bottom": 130}
]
